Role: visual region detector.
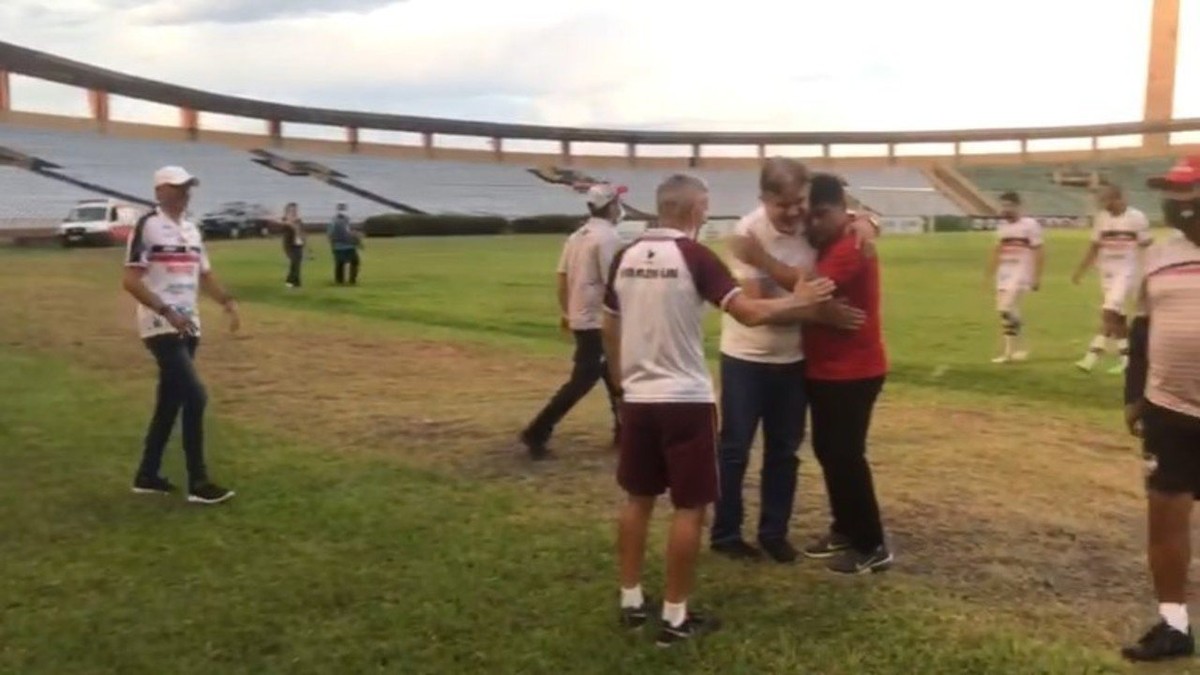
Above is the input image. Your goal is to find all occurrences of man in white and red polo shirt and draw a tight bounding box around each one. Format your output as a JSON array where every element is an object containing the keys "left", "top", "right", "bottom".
[
  {"left": 122, "top": 166, "right": 239, "bottom": 505},
  {"left": 602, "top": 173, "right": 836, "bottom": 647}
]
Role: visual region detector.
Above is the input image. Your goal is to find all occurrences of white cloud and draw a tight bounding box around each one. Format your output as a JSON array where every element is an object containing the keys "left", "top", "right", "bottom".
[{"left": 2, "top": 0, "right": 1197, "bottom": 135}]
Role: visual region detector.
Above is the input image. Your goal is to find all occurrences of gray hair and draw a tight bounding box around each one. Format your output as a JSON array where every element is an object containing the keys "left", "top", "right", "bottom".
[
  {"left": 656, "top": 173, "right": 709, "bottom": 221},
  {"left": 759, "top": 157, "right": 809, "bottom": 196}
]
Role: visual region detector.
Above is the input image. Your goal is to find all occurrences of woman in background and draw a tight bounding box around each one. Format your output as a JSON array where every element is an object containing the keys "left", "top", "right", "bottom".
[{"left": 280, "top": 202, "right": 305, "bottom": 288}]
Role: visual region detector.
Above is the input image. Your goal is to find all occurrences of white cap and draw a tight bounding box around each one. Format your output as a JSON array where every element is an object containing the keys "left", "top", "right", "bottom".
[
  {"left": 586, "top": 183, "right": 627, "bottom": 208},
  {"left": 153, "top": 166, "right": 199, "bottom": 188}
]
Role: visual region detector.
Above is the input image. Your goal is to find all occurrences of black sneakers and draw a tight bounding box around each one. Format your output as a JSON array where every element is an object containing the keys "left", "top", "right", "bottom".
[
  {"left": 187, "top": 483, "right": 236, "bottom": 505},
  {"left": 803, "top": 532, "right": 853, "bottom": 559},
  {"left": 656, "top": 612, "right": 721, "bottom": 648},
  {"left": 759, "top": 538, "right": 799, "bottom": 563},
  {"left": 619, "top": 598, "right": 655, "bottom": 630},
  {"left": 711, "top": 539, "right": 763, "bottom": 561},
  {"left": 827, "top": 544, "right": 894, "bottom": 575},
  {"left": 1122, "top": 621, "right": 1195, "bottom": 662},
  {"left": 131, "top": 475, "right": 177, "bottom": 495},
  {"left": 519, "top": 430, "right": 551, "bottom": 461}
]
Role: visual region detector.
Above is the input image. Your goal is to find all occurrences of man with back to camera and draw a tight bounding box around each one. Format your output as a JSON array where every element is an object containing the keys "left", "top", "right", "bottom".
[
  {"left": 122, "top": 166, "right": 238, "bottom": 505},
  {"left": 328, "top": 203, "right": 361, "bottom": 285},
  {"left": 1121, "top": 156, "right": 1200, "bottom": 663},
  {"left": 710, "top": 158, "right": 871, "bottom": 564},
  {"left": 1071, "top": 184, "right": 1153, "bottom": 374},
  {"left": 519, "top": 183, "right": 627, "bottom": 460},
  {"left": 603, "top": 173, "right": 840, "bottom": 646},
  {"left": 985, "top": 191, "right": 1044, "bottom": 364}
]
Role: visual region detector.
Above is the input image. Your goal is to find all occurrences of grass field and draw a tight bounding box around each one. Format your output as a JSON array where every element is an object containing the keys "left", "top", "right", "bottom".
[{"left": 0, "top": 229, "right": 1183, "bottom": 673}]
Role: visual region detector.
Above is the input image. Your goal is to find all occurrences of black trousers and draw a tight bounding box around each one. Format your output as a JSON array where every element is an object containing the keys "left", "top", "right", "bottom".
[
  {"left": 137, "top": 334, "right": 209, "bottom": 488},
  {"left": 807, "top": 376, "right": 886, "bottom": 553},
  {"left": 334, "top": 249, "right": 360, "bottom": 285},
  {"left": 524, "top": 329, "right": 621, "bottom": 443},
  {"left": 285, "top": 245, "right": 303, "bottom": 286}
]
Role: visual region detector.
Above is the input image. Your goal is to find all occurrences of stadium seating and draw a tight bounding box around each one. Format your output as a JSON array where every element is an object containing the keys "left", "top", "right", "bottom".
[
  {"left": 0, "top": 165, "right": 94, "bottom": 226},
  {"left": 286, "top": 152, "right": 584, "bottom": 217},
  {"left": 585, "top": 166, "right": 965, "bottom": 218},
  {"left": 961, "top": 159, "right": 1175, "bottom": 218},
  {"left": 0, "top": 124, "right": 383, "bottom": 223}
]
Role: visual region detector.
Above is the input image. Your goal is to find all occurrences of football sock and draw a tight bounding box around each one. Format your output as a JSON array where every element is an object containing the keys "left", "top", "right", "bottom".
[
  {"left": 1161, "top": 603, "right": 1190, "bottom": 632},
  {"left": 620, "top": 585, "right": 644, "bottom": 609},
  {"left": 663, "top": 601, "right": 687, "bottom": 628}
]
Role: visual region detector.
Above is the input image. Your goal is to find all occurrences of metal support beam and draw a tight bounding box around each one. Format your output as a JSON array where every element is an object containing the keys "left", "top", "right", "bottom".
[
  {"left": 560, "top": 139, "right": 572, "bottom": 165},
  {"left": 1144, "top": 0, "right": 1180, "bottom": 149},
  {"left": 267, "top": 118, "right": 282, "bottom": 147},
  {"left": 690, "top": 143, "right": 701, "bottom": 168},
  {"left": 0, "top": 69, "right": 10, "bottom": 112},
  {"left": 423, "top": 132, "right": 435, "bottom": 158},
  {"left": 626, "top": 142, "right": 637, "bottom": 166},
  {"left": 88, "top": 88, "right": 109, "bottom": 130},
  {"left": 346, "top": 126, "right": 359, "bottom": 153},
  {"left": 491, "top": 137, "right": 503, "bottom": 162},
  {"left": 180, "top": 107, "right": 199, "bottom": 141}
]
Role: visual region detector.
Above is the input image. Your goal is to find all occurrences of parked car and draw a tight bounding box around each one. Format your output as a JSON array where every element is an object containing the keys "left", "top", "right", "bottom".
[
  {"left": 199, "top": 201, "right": 272, "bottom": 239},
  {"left": 58, "top": 199, "right": 145, "bottom": 247}
]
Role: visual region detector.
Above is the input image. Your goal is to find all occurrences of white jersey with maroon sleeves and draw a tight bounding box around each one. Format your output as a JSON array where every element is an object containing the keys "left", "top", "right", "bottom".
[{"left": 603, "top": 228, "right": 741, "bottom": 404}]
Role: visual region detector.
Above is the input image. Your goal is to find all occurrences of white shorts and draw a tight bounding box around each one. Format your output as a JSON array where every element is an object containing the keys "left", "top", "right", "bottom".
[
  {"left": 1100, "top": 272, "right": 1136, "bottom": 313},
  {"left": 995, "top": 287, "right": 1023, "bottom": 313}
]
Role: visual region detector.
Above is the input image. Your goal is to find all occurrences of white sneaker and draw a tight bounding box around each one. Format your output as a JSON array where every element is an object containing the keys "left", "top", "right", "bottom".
[
  {"left": 1075, "top": 358, "right": 1095, "bottom": 372},
  {"left": 992, "top": 354, "right": 1012, "bottom": 364},
  {"left": 1011, "top": 351, "right": 1029, "bottom": 362},
  {"left": 1107, "top": 362, "right": 1127, "bottom": 375}
]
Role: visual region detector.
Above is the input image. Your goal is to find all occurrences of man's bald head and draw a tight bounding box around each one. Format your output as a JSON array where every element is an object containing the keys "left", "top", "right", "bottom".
[{"left": 656, "top": 173, "right": 710, "bottom": 234}]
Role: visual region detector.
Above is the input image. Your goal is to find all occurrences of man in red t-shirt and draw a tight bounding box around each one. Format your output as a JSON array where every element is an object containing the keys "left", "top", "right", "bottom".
[
  {"left": 731, "top": 173, "right": 891, "bottom": 574},
  {"left": 800, "top": 173, "right": 890, "bottom": 574}
]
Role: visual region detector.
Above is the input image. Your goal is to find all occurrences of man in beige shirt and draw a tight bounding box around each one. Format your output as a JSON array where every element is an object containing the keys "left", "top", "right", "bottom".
[{"left": 520, "top": 184, "right": 626, "bottom": 459}]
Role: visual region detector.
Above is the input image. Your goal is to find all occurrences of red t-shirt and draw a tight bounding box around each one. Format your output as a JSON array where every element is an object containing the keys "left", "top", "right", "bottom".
[{"left": 802, "top": 227, "right": 887, "bottom": 381}]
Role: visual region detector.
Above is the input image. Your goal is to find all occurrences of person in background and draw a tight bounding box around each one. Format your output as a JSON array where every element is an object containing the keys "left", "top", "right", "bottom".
[
  {"left": 1071, "top": 184, "right": 1153, "bottom": 374},
  {"left": 985, "top": 191, "right": 1044, "bottom": 364},
  {"left": 519, "top": 183, "right": 626, "bottom": 460},
  {"left": 280, "top": 202, "right": 305, "bottom": 288},
  {"left": 328, "top": 203, "right": 361, "bottom": 285}
]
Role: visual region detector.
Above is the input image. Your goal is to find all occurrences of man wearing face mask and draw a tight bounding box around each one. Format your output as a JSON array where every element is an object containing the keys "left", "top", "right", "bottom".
[
  {"left": 519, "top": 183, "right": 627, "bottom": 459},
  {"left": 1121, "top": 156, "right": 1200, "bottom": 663}
]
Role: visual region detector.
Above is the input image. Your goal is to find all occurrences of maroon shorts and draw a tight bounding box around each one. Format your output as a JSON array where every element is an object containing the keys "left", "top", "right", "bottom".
[{"left": 617, "top": 402, "right": 718, "bottom": 509}]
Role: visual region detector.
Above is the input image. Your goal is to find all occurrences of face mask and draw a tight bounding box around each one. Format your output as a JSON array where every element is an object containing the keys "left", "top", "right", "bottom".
[{"left": 1163, "top": 197, "right": 1199, "bottom": 230}]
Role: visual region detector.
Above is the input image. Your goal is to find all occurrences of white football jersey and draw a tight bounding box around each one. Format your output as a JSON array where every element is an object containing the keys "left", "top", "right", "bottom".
[
  {"left": 995, "top": 217, "right": 1043, "bottom": 290},
  {"left": 1091, "top": 207, "right": 1152, "bottom": 279}
]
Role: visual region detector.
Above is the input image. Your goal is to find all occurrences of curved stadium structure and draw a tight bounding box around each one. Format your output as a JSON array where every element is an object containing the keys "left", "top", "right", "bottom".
[{"left": 0, "top": 34, "right": 1197, "bottom": 231}]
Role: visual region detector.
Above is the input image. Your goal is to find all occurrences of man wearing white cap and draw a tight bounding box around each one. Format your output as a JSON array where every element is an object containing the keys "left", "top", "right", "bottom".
[
  {"left": 121, "top": 166, "right": 238, "bottom": 504},
  {"left": 519, "top": 183, "right": 627, "bottom": 459}
]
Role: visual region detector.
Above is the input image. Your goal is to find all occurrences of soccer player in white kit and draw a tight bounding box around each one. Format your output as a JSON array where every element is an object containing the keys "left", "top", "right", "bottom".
[
  {"left": 1071, "top": 184, "right": 1153, "bottom": 374},
  {"left": 986, "top": 192, "right": 1044, "bottom": 363}
]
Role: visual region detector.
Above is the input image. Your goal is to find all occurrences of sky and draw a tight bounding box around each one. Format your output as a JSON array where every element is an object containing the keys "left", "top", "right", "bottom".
[{"left": 1, "top": 0, "right": 1197, "bottom": 154}]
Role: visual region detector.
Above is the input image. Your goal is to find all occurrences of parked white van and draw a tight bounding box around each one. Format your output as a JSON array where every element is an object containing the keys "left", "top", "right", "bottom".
[{"left": 58, "top": 199, "right": 146, "bottom": 247}]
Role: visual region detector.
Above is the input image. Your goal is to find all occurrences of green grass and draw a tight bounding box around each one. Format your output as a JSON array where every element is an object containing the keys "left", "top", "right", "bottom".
[
  {"left": 217, "top": 230, "right": 1132, "bottom": 412},
  {"left": 0, "top": 230, "right": 1153, "bottom": 673}
]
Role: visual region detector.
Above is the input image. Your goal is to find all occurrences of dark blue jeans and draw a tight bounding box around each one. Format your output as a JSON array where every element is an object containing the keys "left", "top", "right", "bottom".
[
  {"left": 711, "top": 354, "right": 807, "bottom": 545},
  {"left": 137, "top": 334, "right": 209, "bottom": 488}
]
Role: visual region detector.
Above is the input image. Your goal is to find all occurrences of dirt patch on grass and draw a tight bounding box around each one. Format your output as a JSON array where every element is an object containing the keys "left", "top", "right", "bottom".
[{"left": 0, "top": 265, "right": 1159, "bottom": 641}]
